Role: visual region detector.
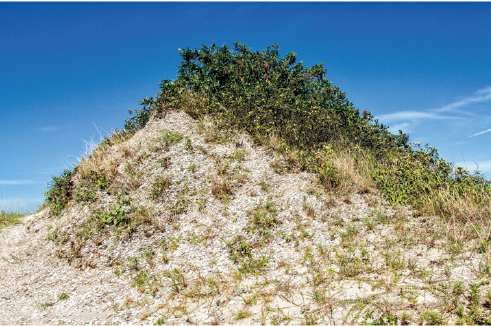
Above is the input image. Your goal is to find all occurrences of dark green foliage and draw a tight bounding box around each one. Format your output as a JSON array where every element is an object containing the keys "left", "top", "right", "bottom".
[
  {"left": 45, "top": 169, "right": 75, "bottom": 216},
  {"left": 374, "top": 143, "right": 491, "bottom": 206},
  {"left": 124, "top": 41, "right": 489, "bottom": 208},
  {"left": 124, "top": 97, "right": 155, "bottom": 133},
  {"left": 154, "top": 42, "right": 405, "bottom": 152}
]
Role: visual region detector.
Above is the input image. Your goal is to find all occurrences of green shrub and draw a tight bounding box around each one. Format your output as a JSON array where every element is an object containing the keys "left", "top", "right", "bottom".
[
  {"left": 45, "top": 169, "right": 75, "bottom": 216},
  {"left": 144, "top": 42, "right": 489, "bottom": 208}
]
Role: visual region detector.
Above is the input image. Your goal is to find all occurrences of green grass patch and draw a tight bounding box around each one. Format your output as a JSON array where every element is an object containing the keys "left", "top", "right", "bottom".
[{"left": 0, "top": 210, "right": 24, "bottom": 229}]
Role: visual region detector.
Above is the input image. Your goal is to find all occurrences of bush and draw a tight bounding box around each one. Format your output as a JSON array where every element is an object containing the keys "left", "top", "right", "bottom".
[{"left": 45, "top": 169, "right": 75, "bottom": 216}]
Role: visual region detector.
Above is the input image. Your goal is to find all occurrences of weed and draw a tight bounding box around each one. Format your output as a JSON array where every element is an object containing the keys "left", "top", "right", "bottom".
[
  {"left": 229, "top": 149, "right": 249, "bottom": 162},
  {"left": 235, "top": 309, "right": 252, "bottom": 320},
  {"left": 149, "top": 130, "right": 183, "bottom": 151},
  {"left": 74, "top": 186, "right": 97, "bottom": 203},
  {"left": 187, "top": 163, "right": 197, "bottom": 172},
  {"left": 259, "top": 179, "right": 270, "bottom": 192},
  {"left": 247, "top": 201, "right": 280, "bottom": 238},
  {"left": 93, "top": 198, "right": 131, "bottom": 228},
  {"left": 163, "top": 268, "right": 187, "bottom": 293},
  {"left": 211, "top": 178, "right": 232, "bottom": 201},
  {"left": 58, "top": 293, "right": 69, "bottom": 300},
  {"left": 40, "top": 302, "right": 54, "bottom": 308},
  {"left": 184, "top": 136, "right": 193, "bottom": 150},
  {"left": 158, "top": 157, "right": 170, "bottom": 168},
  {"left": 303, "top": 200, "right": 315, "bottom": 218},
  {"left": 149, "top": 175, "right": 172, "bottom": 200}
]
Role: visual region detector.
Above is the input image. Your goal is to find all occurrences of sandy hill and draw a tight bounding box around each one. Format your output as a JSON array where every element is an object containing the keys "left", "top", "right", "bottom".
[{"left": 1, "top": 108, "right": 490, "bottom": 325}]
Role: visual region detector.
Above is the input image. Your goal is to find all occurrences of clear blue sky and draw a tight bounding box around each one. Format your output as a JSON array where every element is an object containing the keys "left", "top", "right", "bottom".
[{"left": 1, "top": 2, "right": 490, "bottom": 212}]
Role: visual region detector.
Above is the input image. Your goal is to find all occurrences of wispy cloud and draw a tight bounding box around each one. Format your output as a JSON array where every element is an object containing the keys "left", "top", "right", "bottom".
[
  {"left": 35, "top": 126, "right": 58, "bottom": 132},
  {"left": 470, "top": 128, "right": 491, "bottom": 138},
  {"left": 377, "top": 111, "right": 456, "bottom": 122},
  {"left": 0, "top": 180, "right": 37, "bottom": 185},
  {"left": 435, "top": 86, "right": 491, "bottom": 113},
  {"left": 389, "top": 122, "right": 412, "bottom": 133},
  {"left": 376, "top": 86, "right": 491, "bottom": 133}
]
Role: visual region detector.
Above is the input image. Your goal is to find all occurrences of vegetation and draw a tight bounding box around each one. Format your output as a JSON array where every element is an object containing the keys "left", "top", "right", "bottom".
[
  {"left": 36, "top": 42, "right": 491, "bottom": 324},
  {"left": 0, "top": 210, "right": 24, "bottom": 230},
  {"left": 123, "top": 42, "right": 490, "bottom": 217}
]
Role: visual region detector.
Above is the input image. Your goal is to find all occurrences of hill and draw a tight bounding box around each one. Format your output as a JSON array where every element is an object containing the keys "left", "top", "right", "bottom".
[{"left": 1, "top": 43, "right": 491, "bottom": 324}]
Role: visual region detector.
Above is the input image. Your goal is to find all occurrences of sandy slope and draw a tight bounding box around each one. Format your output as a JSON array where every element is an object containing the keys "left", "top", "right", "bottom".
[{"left": 1, "top": 110, "right": 487, "bottom": 325}]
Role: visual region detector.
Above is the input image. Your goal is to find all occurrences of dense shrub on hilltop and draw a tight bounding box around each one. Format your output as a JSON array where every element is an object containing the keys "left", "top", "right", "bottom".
[
  {"left": 126, "top": 42, "right": 409, "bottom": 153},
  {"left": 45, "top": 42, "right": 489, "bottom": 221},
  {"left": 123, "top": 42, "right": 490, "bottom": 213}
]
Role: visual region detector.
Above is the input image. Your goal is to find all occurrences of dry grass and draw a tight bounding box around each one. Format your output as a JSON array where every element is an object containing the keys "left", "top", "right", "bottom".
[
  {"left": 0, "top": 210, "right": 24, "bottom": 230},
  {"left": 331, "top": 149, "right": 375, "bottom": 195},
  {"left": 211, "top": 178, "right": 232, "bottom": 201}
]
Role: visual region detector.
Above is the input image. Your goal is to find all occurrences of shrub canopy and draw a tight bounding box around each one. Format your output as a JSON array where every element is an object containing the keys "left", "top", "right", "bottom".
[{"left": 108, "top": 43, "right": 490, "bottom": 209}]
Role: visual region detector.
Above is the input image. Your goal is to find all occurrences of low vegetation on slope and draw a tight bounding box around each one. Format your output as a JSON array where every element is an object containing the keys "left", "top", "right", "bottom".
[
  {"left": 33, "top": 43, "right": 491, "bottom": 324},
  {"left": 0, "top": 210, "right": 24, "bottom": 230}
]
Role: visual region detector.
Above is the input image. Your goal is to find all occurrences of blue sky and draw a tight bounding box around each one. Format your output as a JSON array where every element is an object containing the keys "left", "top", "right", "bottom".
[{"left": 1, "top": 2, "right": 490, "bottom": 212}]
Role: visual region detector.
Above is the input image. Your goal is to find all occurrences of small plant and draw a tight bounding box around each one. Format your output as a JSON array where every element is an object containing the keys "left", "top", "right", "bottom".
[
  {"left": 235, "top": 309, "right": 252, "bottom": 320},
  {"left": 313, "top": 289, "right": 326, "bottom": 303},
  {"left": 86, "top": 169, "right": 111, "bottom": 190},
  {"left": 453, "top": 281, "right": 465, "bottom": 296},
  {"left": 187, "top": 163, "right": 197, "bottom": 172},
  {"left": 420, "top": 311, "right": 444, "bottom": 325},
  {"left": 58, "top": 293, "right": 69, "bottom": 301},
  {"left": 75, "top": 186, "right": 97, "bottom": 203},
  {"left": 149, "top": 130, "right": 183, "bottom": 151},
  {"left": 247, "top": 201, "right": 279, "bottom": 238},
  {"left": 158, "top": 157, "right": 170, "bottom": 168},
  {"left": 470, "top": 283, "right": 481, "bottom": 305},
  {"left": 167, "top": 194, "right": 190, "bottom": 217},
  {"left": 94, "top": 198, "right": 131, "bottom": 228},
  {"left": 302, "top": 200, "right": 315, "bottom": 218},
  {"left": 401, "top": 311, "right": 411, "bottom": 325},
  {"left": 211, "top": 178, "right": 232, "bottom": 201},
  {"left": 184, "top": 136, "right": 193, "bottom": 150},
  {"left": 163, "top": 268, "right": 187, "bottom": 293},
  {"left": 149, "top": 175, "right": 172, "bottom": 200},
  {"left": 259, "top": 180, "right": 270, "bottom": 192},
  {"left": 229, "top": 149, "right": 249, "bottom": 162}
]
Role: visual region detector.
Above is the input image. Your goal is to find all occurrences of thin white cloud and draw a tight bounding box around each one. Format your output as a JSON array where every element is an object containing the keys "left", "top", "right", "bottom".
[
  {"left": 0, "top": 180, "right": 37, "bottom": 185},
  {"left": 35, "top": 126, "right": 58, "bottom": 132},
  {"left": 435, "top": 86, "right": 491, "bottom": 113},
  {"left": 388, "top": 122, "right": 412, "bottom": 133},
  {"left": 375, "top": 86, "right": 491, "bottom": 133},
  {"left": 377, "top": 111, "right": 454, "bottom": 122},
  {"left": 470, "top": 128, "right": 491, "bottom": 138}
]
